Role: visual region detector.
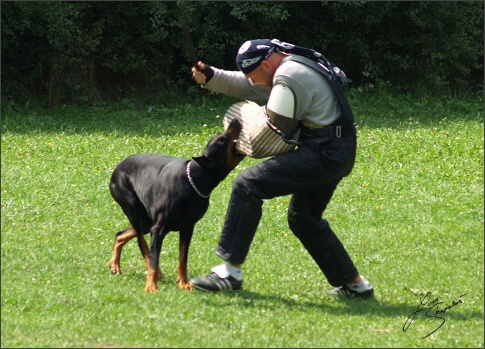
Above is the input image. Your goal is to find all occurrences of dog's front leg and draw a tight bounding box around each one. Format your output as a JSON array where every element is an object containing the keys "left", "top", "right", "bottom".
[{"left": 177, "top": 227, "right": 195, "bottom": 290}]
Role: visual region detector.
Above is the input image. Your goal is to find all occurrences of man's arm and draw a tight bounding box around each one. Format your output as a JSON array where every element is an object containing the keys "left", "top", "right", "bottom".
[{"left": 203, "top": 67, "right": 271, "bottom": 101}]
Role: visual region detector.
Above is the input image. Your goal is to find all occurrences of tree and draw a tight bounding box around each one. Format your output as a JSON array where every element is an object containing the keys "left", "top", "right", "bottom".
[{"left": 1, "top": 1, "right": 483, "bottom": 107}]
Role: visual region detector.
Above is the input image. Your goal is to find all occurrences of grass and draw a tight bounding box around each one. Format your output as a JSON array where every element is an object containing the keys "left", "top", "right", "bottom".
[{"left": 1, "top": 92, "right": 483, "bottom": 348}]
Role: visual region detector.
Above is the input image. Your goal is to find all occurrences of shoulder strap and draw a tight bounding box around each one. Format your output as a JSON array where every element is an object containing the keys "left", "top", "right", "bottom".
[
  {"left": 287, "top": 55, "right": 355, "bottom": 124},
  {"left": 271, "top": 39, "right": 355, "bottom": 124},
  {"left": 271, "top": 39, "right": 349, "bottom": 85},
  {"left": 285, "top": 55, "right": 332, "bottom": 80}
]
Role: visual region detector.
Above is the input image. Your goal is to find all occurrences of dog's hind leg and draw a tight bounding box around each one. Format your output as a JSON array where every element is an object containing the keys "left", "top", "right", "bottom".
[
  {"left": 136, "top": 230, "right": 163, "bottom": 280},
  {"left": 144, "top": 213, "right": 168, "bottom": 293},
  {"left": 109, "top": 226, "right": 137, "bottom": 275},
  {"left": 110, "top": 202, "right": 162, "bottom": 280},
  {"left": 177, "top": 227, "right": 195, "bottom": 290}
]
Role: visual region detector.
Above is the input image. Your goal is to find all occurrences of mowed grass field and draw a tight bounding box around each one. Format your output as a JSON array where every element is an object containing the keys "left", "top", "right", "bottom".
[{"left": 1, "top": 92, "right": 483, "bottom": 348}]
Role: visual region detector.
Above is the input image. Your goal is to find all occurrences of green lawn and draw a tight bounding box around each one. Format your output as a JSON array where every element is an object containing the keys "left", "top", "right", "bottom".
[{"left": 1, "top": 93, "right": 483, "bottom": 348}]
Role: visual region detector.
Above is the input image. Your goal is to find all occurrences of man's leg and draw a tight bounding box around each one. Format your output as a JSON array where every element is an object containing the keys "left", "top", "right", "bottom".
[
  {"left": 287, "top": 182, "right": 358, "bottom": 286},
  {"left": 189, "top": 147, "right": 324, "bottom": 291},
  {"left": 288, "top": 184, "right": 373, "bottom": 297}
]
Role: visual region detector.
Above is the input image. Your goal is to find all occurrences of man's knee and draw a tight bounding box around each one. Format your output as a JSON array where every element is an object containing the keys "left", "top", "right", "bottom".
[
  {"left": 232, "top": 168, "right": 263, "bottom": 201},
  {"left": 232, "top": 170, "right": 251, "bottom": 192},
  {"left": 288, "top": 210, "right": 330, "bottom": 238}
]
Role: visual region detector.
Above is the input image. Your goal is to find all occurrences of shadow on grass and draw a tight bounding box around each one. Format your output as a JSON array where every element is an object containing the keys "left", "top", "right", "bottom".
[
  {"left": 1, "top": 96, "right": 241, "bottom": 137},
  {"left": 2, "top": 94, "right": 482, "bottom": 136},
  {"left": 197, "top": 289, "right": 483, "bottom": 322}
]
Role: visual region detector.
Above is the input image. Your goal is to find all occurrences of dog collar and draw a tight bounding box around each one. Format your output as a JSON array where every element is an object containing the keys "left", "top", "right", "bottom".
[{"left": 186, "top": 161, "right": 210, "bottom": 199}]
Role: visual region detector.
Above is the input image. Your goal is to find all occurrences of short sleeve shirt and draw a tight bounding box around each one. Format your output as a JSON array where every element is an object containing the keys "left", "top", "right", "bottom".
[{"left": 273, "top": 55, "right": 340, "bottom": 128}]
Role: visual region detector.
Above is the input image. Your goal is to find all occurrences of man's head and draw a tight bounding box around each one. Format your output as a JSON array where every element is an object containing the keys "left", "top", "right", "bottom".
[
  {"left": 236, "top": 39, "right": 275, "bottom": 74},
  {"left": 236, "top": 39, "right": 287, "bottom": 86}
]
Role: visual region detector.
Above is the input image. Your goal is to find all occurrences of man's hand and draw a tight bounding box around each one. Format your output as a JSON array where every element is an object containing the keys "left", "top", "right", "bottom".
[{"left": 191, "top": 61, "right": 214, "bottom": 85}]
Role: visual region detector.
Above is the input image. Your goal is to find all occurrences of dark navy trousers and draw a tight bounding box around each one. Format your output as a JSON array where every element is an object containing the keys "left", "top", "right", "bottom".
[{"left": 215, "top": 127, "right": 360, "bottom": 287}]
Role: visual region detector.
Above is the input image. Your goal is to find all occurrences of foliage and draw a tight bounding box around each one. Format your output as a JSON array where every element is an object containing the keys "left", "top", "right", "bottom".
[{"left": 1, "top": 1, "right": 483, "bottom": 107}]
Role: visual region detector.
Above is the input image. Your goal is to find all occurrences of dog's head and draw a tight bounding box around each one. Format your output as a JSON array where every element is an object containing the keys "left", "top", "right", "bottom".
[{"left": 193, "top": 118, "right": 245, "bottom": 174}]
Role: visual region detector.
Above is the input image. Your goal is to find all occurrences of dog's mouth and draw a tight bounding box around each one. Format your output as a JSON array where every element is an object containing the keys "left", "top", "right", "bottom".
[
  {"left": 227, "top": 118, "right": 242, "bottom": 136},
  {"left": 232, "top": 142, "right": 245, "bottom": 157},
  {"left": 226, "top": 119, "right": 243, "bottom": 155}
]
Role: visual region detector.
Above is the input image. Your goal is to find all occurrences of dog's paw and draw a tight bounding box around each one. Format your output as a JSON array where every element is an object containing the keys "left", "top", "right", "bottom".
[
  {"left": 145, "top": 269, "right": 160, "bottom": 292},
  {"left": 144, "top": 283, "right": 160, "bottom": 293},
  {"left": 177, "top": 280, "right": 194, "bottom": 291},
  {"left": 109, "top": 262, "right": 121, "bottom": 275}
]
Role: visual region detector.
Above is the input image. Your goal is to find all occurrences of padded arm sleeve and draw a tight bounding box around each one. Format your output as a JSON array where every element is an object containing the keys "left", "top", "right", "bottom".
[{"left": 265, "top": 83, "right": 299, "bottom": 139}]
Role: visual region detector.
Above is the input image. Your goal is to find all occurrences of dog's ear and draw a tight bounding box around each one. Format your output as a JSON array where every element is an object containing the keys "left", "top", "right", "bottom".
[{"left": 192, "top": 156, "right": 208, "bottom": 167}]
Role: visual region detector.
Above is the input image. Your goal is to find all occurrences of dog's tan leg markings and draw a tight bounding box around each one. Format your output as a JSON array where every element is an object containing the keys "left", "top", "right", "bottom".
[
  {"left": 177, "top": 264, "right": 194, "bottom": 290},
  {"left": 144, "top": 267, "right": 160, "bottom": 292},
  {"left": 139, "top": 236, "right": 163, "bottom": 280},
  {"left": 176, "top": 229, "right": 194, "bottom": 290},
  {"left": 143, "top": 213, "right": 166, "bottom": 292},
  {"left": 109, "top": 227, "right": 137, "bottom": 274},
  {"left": 109, "top": 226, "right": 163, "bottom": 279}
]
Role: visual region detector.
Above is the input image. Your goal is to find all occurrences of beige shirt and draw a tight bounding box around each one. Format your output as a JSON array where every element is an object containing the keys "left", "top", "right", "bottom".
[{"left": 203, "top": 54, "right": 340, "bottom": 128}]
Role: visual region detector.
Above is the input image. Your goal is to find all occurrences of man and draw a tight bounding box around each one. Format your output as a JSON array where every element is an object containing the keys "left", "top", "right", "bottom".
[{"left": 189, "top": 39, "right": 374, "bottom": 298}]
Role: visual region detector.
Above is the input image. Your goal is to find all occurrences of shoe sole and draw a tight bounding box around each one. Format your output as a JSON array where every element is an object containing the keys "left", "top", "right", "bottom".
[
  {"left": 326, "top": 287, "right": 374, "bottom": 299},
  {"left": 190, "top": 283, "right": 241, "bottom": 292}
]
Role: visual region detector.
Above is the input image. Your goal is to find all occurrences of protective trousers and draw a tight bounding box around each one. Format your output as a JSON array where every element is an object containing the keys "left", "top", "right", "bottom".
[{"left": 215, "top": 129, "right": 360, "bottom": 286}]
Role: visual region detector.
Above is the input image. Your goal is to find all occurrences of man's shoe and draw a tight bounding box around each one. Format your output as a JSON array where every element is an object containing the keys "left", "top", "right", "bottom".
[
  {"left": 326, "top": 275, "right": 374, "bottom": 299},
  {"left": 189, "top": 272, "right": 242, "bottom": 292},
  {"left": 326, "top": 284, "right": 374, "bottom": 299}
]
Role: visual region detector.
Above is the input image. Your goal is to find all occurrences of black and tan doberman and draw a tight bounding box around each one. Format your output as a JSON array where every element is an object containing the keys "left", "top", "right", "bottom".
[{"left": 109, "top": 119, "right": 244, "bottom": 292}]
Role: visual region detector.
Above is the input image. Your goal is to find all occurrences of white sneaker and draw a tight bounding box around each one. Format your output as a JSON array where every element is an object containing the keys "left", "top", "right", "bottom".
[{"left": 326, "top": 276, "right": 374, "bottom": 298}]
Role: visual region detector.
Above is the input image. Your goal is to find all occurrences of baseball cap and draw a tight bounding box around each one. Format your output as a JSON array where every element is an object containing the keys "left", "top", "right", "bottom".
[{"left": 236, "top": 39, "right": 276, "bottom": 74}]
